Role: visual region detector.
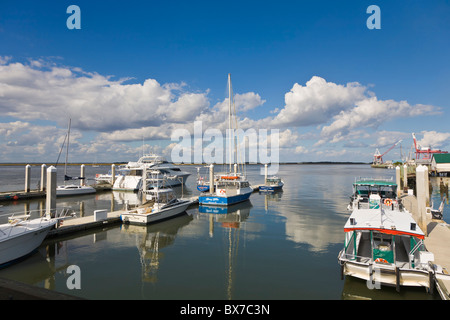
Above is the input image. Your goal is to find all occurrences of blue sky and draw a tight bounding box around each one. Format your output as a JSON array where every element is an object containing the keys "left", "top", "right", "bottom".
[{"left": 0, "top": 0, "right": 449, "bottom": 163}]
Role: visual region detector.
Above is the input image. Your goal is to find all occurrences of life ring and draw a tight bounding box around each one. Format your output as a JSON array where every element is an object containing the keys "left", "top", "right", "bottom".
[
  {"left": 384, "top": 198, "right": 393, "bottom": 206},
  {"left": 219, "top": 189, "right": 226, "bottom": 194},
  {"left": 375, "top": 258, "right": 389, "bottom": 264}
]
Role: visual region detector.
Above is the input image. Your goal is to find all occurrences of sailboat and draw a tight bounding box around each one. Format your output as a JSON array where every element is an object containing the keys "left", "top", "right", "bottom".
[
  {"left": 56, "top": 119, "right": 96, "bottom": 196},
  {"left": 198, "top": 74, "right": 253, "bottom": 206}
]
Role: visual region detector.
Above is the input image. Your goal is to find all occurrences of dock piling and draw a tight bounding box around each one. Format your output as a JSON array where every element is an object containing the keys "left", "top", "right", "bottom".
[
  {"left": 111, "top": 164, "right": 116, "bottom": 185},
  {"left": 396, "top": 166, "right": 401, "bottom": 198},
  {"left": 403, "top": 164, "right": 408, "bottom": 192},
  {"left": 46, "top": 166, "right": 57, "bottom": 218},
  {"left": 40, "top": 164, "right": 46, "bottom": 191},
  {"left": 209, "top": 164, "right": 214, "bottom": 195},
  {"left": 25, "top": 164, "right": 31, "bottom": 193},
  {"left": 416, "top": 165, "right": 428, "bottom": 236},
  {"left": 80, "top": 164, "right": 85, "bottom": 186}
]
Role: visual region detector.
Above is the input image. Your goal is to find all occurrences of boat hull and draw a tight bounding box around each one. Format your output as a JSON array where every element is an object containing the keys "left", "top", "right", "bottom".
[
  {"left": 121, "top": 201, "right": 192, "bottom": 225},
  {"left": 56, "top": 185, "right": 96, "bottom": 196},
  {"left": 198, "top": 190, "right": 252, "bottom": 206},
  {"left": 0, "top": 220, "right": 56, "bottom": 267},
  {"left": 259, "top": 185, "right": 283, "bottom": 192},
  {"left": 340, "top": 258, "right": 433, "bottom": 290}
]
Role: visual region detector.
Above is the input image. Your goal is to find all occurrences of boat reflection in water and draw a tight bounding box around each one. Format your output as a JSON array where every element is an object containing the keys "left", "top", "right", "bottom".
[
  {"left": 199, "top": 200, "right": 252, "bottom": 299},
  {"left": 120, "top": 214, "right": 193, "bottom": 283}
]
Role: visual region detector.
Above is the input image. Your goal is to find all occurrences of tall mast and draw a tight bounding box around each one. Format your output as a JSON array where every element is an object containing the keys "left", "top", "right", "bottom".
[
  {"left": 228, "top": 73, "right": 233, "bottom": 173},
  {"left": 65, "top": 118, "right": 71, "bottom": 177}
]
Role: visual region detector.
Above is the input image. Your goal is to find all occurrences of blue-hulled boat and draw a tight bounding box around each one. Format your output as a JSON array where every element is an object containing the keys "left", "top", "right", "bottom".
[
  {"left": 198, "top": 74, "right": 253, "bottom": 207},
  {"left": 259, "top": 176, "right": 284, "bottom": 192}
]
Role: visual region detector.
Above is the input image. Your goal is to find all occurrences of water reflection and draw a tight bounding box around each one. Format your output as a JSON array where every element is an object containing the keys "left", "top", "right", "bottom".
[
  {"left": 120, "top": 214, "right": 193, "bottom": 283},
  {"left": 198, "top": 200, "right": 252, "bottom": 300}
]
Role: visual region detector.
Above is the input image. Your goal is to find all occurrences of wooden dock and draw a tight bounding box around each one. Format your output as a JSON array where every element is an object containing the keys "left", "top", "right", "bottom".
[{"left": 402, "top": 194, "right": 450, "bottom": 299}]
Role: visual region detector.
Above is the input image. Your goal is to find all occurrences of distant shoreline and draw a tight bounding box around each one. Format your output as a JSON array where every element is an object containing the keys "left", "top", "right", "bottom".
[{"left": 0, "top": 161, "right": 370, "bottom": 166}]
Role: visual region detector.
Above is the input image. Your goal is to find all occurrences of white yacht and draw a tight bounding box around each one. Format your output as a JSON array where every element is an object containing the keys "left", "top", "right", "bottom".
[{"left": 111, "top": 154, "right": 190, "bottom": 191}]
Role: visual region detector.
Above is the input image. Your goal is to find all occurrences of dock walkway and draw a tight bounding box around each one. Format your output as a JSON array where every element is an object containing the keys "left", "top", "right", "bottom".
[{"left": 402, "top": 195, "right": 450, "bottom": 299}]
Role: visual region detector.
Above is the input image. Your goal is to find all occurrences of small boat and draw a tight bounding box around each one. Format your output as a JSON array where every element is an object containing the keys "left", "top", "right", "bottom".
[
  {"left": 196, "top": 167, "right": 211, "bottom": 192},
  {"left": 56, "top": 184, "right": 96, "bottom": 196},
  {"left": 338, "top": 178, "right": 437, "bottom": 292},
  {"left": 198, "top": 74, "right": 253, "bottom": 207},
  {"left": 56, "top": 119, "right": 96, "bottom": 196},
  {"left": 259, "top": 176, "right": 284, "bottom": 192},
  {"left": 120, "top": 173, "right": 194, "bottom": 225},
  {"left": 0, "top": 209, "right": 75, "bottom": 267}
]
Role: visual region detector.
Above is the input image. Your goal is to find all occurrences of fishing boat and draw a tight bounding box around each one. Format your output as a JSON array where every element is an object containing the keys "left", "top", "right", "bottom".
[
  {"left": 198, "top": 74, "right": 253, "bottom": 207},
  {"left": 56, "top": 119, "right": 96, "bottom": 196},
  {"left": 0, "top": 209, "right": 75, "bottom": 267},
  {"left": 347, "top": 177, "right": 397, "bottom": 211},
  {"left": 259, "top": 177, "right": 284, "bottom": 192},
  {"left": 120, "top": 172, "right": 194, "bottom": 225},
  {"left": 338, "top": 178, "right": 437, "bottom": 292},
  {"left": 110, "top": 154, "right": 190, "bottom": 191}
]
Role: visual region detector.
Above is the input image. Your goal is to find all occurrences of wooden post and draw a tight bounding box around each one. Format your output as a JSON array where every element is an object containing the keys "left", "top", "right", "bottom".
[
  {"left": 396, "top": 166, "right": 401, "bottom": 197},
  {"left": 40, "top": 164, "right": 46, "bottom": 191},
  {"left": 403, "top": 164, "right": 408, "bottom": 192},
  {"left": 25, "top": 164, "right": 31, "bottom": 193},
  {"left": 80, "top": 164, "right": 85, "bottom": 186},
  {"left": 46, "top": 166, "right": 57, "bottom": 218},
  {"left": 416, "top": 165, "right": 428, "bottom": 236},
  {"left": 209, "top": 164, "right": 214, "bottom": 195},
  {"left": 265, "top": 163, "right": 268, "bottom": 184},
  {"left": 111, "top": 164, "right": 116, "bottom": 185}
]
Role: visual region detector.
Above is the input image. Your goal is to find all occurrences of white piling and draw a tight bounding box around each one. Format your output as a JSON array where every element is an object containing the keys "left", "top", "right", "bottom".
[
  {"left": 424, "top": 165, "right": 430, "bottom": 207},
  {"left": 46, "top": 166, "right": 57, "bottom": 218},
  {"left": 25, "top": 164, "right": 31, "bottom": 193},
  {"left": 403, "top": 164, "right": 408, "bottom": 192},
  {"left": 395, "top": 166, "right": 401, "bottom": 197},
  {"left": 265, "top": 163, "right": 268, "bottom": 184},
  {"left": 40, "top": 164, "right": 47, "bottom": 191},
  {"left": 111, "top": 164, "right": 116, "bottom": 185},
  {"left": 416, "top": 165, "right": 428, "bottom": 236},
  {"left": 209, "top": 164, "right": 214, "bottom": 194},
  {"left": 80, "top": 164, "right": 85, "bottom": 186}
]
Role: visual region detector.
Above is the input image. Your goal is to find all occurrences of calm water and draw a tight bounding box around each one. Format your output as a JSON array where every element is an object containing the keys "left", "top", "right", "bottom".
[{"left": 0, "top": 164, "right": 447, "bottom": 300}]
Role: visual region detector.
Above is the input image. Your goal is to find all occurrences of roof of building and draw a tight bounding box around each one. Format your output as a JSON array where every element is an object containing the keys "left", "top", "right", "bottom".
[{"left": 433, "top": 153, "right": 450, "bottom": 164}]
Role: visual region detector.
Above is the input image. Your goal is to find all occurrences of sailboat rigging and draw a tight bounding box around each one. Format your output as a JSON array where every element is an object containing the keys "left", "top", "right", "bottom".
[{"left": 56, "top": 119, "right": 96, "bottom": 196}]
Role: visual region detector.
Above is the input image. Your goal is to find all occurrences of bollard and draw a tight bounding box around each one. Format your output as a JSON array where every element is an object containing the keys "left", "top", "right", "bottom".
[
  {"left": 25, "top": 164, "right": 31, "bottom": 193},
  {"left": 40, "top": 164, "right": 47, "bottom": 191},
  {"left": 46, "top": 166, "right": 57, "bottom": 218}
]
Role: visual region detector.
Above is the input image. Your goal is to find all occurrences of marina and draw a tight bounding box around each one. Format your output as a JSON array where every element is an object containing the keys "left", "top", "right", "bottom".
[{"left": 0, "top": 163, "right": 448, "bottom": 300}]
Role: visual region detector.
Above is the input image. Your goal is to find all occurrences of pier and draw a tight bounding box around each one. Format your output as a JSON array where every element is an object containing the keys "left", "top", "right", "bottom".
[{"left": 398, "top": 165, "right": 450, "bottom": 299}]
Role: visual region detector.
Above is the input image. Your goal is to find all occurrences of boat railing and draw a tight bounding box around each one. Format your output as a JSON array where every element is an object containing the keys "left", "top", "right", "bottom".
[
  {"left": 0, "top": 207, "right": 76, "bottom": 237},
  {"left": 340, "top": 252, "right": 372, "bottom": 264}
]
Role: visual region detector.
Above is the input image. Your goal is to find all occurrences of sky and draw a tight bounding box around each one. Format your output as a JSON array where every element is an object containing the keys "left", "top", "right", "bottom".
[{"left": 0, "top": 0, "right": 449, "bottom": 164}]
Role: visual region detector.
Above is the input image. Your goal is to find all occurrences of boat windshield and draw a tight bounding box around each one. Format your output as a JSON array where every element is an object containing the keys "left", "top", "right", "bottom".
[{"left": 354, "top": 183, "right": 397, "bottom": 199}]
